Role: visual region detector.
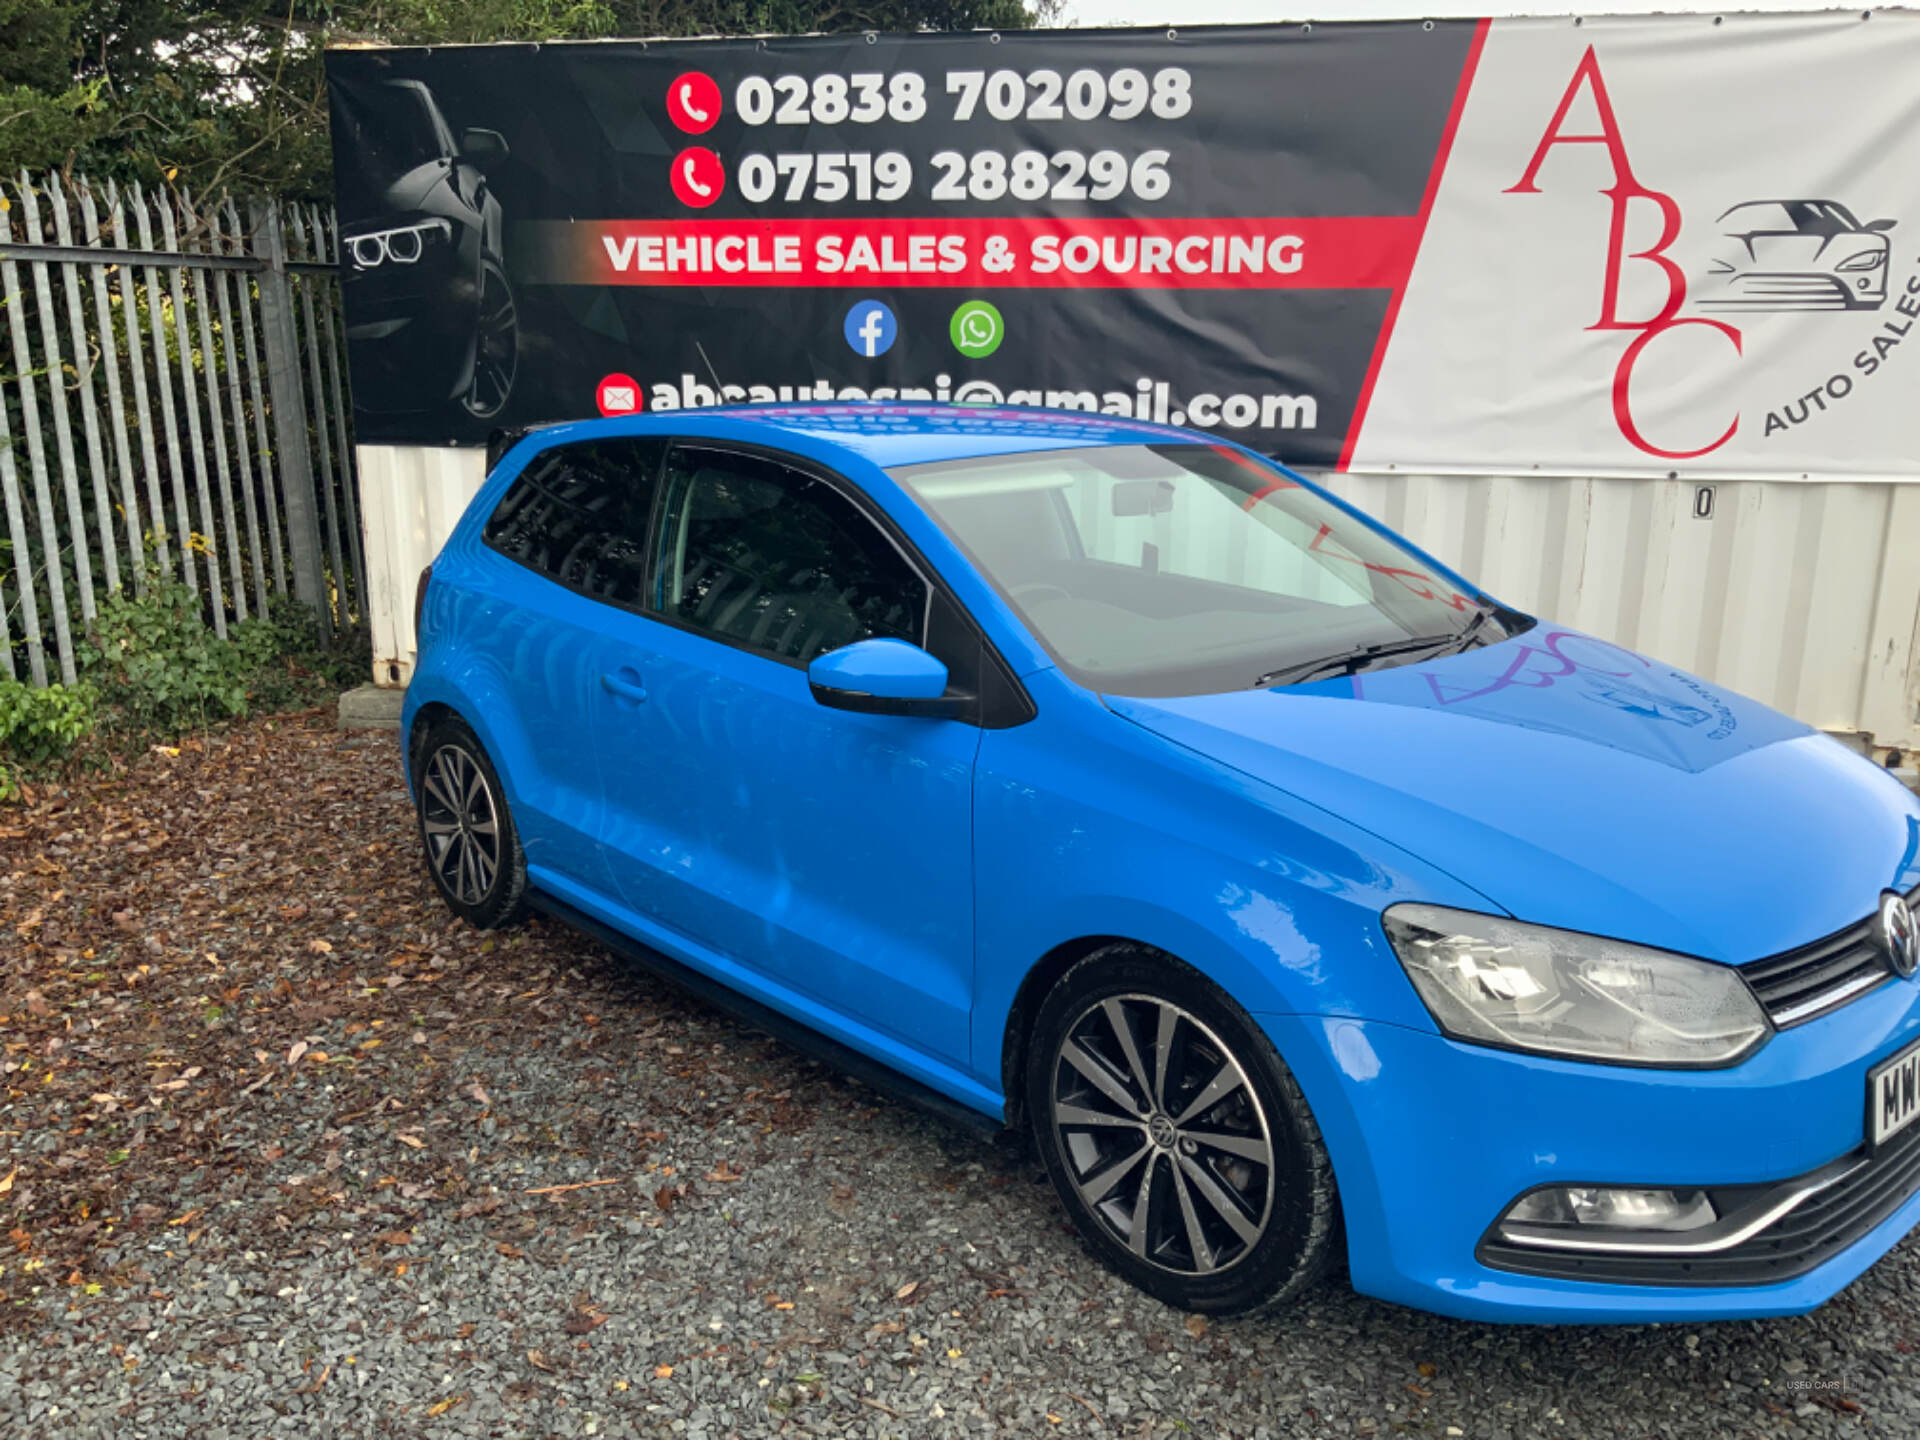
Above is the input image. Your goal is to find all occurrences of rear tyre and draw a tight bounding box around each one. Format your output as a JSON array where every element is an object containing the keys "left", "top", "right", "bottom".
[
  {"left": 414, "top": 715, "right": 527, "bottom": 929},
  {"left": 1025, "top": 944, "right": 1337, "bottom": 1314}
]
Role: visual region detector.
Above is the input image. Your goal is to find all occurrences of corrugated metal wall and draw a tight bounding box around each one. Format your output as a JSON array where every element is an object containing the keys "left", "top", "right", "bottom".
[
  {"left": 1319, "top": 472, "right": 1920, "bottom": 750},
  {"left": 359, "top": 445, "right": 485, "bottom": 688},
  {"left": 357, "top": 442, "right": 1920, "bottom": 749}
]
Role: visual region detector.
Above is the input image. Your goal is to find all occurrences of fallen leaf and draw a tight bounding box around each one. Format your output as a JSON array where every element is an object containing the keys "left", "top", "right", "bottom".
[
  {"left": 1185, "top": 1314, "right": 1208, "bottom": 1339},
  {"left": 457, "top": 1196, "right": 501, "bottom": 1220},
  {"left": 0, "top": 1169, "right": 14, "bottom": 1197},
  {"left": 396, "top": 1133, "right": 425, "bottom": 1150},
  {"left": 653, "top": 1364, "right": 674, "bottom": 1379},
  {"left": 653, "top": 1185, "right": 676, "bottom": 1213},
  {"left": 1418, "top": 1361, "right": 1437, "bottom": 1379},
  {"left": 378, "top": 1230, "right": 413, "bottom": 1247},
  {"left": 895, "top": 1280, "right": 920, "bottom": 1302},
  {"left": 527, "top": 1348, "right": 555, "bottom": 1373},
  {"left": 703, "top": 1163, "right": 744, "bottom": 1183},
  {"left": 496, "top": 1242, "right": 525, "bottom": 1260},
  {"left": 24, "top": 991, "right": 48, "bottom": 1019},
  {"left": 424, "top": 1393, "right": 465, "bottom": 1416},
  {"left": 307, "top": 939, "right": 333, "bottom": 954},
  {"left": 564, "top": 1309, "right": 608, "bottom": 1335},
  {"left": 285, "top": 1041, "right": 309, "bottom": 1067}
]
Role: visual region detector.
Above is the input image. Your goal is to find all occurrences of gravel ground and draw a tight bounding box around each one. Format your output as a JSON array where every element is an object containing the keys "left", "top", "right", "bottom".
[{"left": 3, "top": 715, "right": 1918, "bottom": 1439}]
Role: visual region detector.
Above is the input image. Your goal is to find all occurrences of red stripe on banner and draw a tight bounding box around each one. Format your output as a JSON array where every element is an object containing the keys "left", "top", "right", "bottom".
[
  {"left": 1336, "top": 16, "right": 1491, "bottom": 472},
  {"left": 534, "top": 214, "right": 1420, "bottom": 291}
]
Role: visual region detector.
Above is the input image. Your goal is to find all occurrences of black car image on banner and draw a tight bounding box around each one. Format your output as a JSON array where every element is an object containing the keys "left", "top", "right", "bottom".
[{"left": 325, "top": 24, "right": 1484, "bottom": 462}]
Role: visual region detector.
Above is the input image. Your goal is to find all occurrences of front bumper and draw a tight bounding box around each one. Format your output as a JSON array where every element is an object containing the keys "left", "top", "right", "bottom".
[{"left": 1260, "top": 973, "right": 1920, "bottom": 1322}]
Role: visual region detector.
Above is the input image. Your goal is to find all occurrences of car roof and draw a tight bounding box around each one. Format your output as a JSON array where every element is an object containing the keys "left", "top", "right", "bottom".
[{"left": 518, "top": 403, "right": 1205, "bottom": 471}]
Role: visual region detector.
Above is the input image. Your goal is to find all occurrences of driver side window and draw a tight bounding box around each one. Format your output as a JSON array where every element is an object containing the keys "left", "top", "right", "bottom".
[{"left": 656, "top": 447, "right": 928, "bottom": 665}]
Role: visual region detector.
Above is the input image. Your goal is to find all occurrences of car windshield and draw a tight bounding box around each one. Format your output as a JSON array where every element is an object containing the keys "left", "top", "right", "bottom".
[
  {"left": 892, "top": 443, "right": 1506, "bottom": 698},
  {"left": 336, "top": 81, "right": 454, "bottom": 202},
  {"left": 1724, "top": 200, "right": 1862, "bottom": 235}
]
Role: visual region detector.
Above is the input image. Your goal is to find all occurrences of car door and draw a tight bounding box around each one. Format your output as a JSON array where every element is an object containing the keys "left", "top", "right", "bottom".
[
  {"left": 462, "top": 434, "right": 665, "bottom": 893},
  {"left": 589, "top": 442, "right": 982, "bottom": 1064}
]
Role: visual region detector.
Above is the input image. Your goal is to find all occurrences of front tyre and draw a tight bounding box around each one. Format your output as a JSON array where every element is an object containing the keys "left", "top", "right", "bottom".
[
  {"left": 1026, "top": 945, "right": 1337, "bottom": 1314},
  {"left": 414, "top": 715, "right": 528, "bottom": 929},
  {"left": 459, "top": 261, "right": 517, "bottom": 420}
]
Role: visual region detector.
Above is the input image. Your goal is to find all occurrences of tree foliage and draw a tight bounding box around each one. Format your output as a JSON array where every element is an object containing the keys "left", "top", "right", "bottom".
[{"left": 0, "top": 0, "right": 1049, "bottom": 201}]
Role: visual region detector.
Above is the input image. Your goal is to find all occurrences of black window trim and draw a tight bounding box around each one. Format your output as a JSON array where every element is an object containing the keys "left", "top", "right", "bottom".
[{"left": 481, "top": 433, "right": 1034, "bottom": 730}]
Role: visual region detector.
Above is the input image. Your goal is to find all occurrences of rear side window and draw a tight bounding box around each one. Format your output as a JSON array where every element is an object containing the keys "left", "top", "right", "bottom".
[
  {"left": 482, "top": 438, "right": 665, "bottom": 606},
  {"left": 656, "top": 446, "right": 927, "bottom": 664}
]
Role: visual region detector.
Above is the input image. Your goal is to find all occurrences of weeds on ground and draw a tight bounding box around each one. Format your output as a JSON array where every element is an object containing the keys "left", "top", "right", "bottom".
[{"left": 0, "top": 571, "right": 366, "bottom": 800}]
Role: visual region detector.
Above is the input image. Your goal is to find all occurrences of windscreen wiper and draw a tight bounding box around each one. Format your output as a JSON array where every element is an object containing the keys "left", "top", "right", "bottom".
[
  {"left": 1254, "top": 604, "right": 1506, "bottom": 691},
  {"left": 1253, "top": 634, "right": 1459, "bottom": 690}
]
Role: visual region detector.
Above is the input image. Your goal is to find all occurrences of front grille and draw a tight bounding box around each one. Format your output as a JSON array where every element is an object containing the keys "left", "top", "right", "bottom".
[
  {"left": 1741, "top": 889, "right": 1915, "bottom": 1028},
  {"left": 1477, "top": 1120, "right": 1920, "bottom": 1287},
  {"left": 1711, "top": 273, "right": 1854, "bottom": 310}
]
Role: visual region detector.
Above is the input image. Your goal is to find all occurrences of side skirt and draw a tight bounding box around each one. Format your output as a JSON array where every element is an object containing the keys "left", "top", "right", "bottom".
[{"left": 525, "top": 890, "right": 1006, "bottom": 1140}]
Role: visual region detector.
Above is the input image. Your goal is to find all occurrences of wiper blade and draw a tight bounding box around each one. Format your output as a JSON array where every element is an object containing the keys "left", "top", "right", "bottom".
[
  {"left": 1446, "top": 603, "right": 1499, "bottom": 653},
  {"left": 1253, "top": 604, "right": 1505, "bottom": 691},
  {"left": 1253, "top": 634, "right": 1456, "bottom": 690}
]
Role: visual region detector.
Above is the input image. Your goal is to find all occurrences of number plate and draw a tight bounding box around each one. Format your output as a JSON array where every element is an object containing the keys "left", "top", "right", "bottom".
[{"left": 1869, "top": 1038, "right": 1920, "bottom": 1149}]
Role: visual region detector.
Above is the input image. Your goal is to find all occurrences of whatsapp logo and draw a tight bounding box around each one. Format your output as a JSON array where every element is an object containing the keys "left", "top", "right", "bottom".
[{"left": 950, "top": 300, "right": 1004, "bottom": 358}]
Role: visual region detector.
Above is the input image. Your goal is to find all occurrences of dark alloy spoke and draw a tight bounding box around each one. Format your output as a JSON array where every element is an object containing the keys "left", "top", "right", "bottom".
[{"left": 1053, "top": 993, "right": 1275, "bottom": 1277}]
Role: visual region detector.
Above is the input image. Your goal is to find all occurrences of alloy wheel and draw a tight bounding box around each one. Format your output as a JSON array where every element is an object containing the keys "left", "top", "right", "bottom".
[
  {"left": 1049, "top": 994, "right": 1275, "bottom": 1275},
  {"left": 462, "top": 268, "right": 517, "bottom": 418},
  {"left": 420, "top": 744, "right": 500, "bottom": 906}
]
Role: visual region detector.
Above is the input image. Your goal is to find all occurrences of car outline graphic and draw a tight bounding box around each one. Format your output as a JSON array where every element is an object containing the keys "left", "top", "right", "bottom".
[{"left": 1700, "top": 198, "right": 1895, "bottom": 313}]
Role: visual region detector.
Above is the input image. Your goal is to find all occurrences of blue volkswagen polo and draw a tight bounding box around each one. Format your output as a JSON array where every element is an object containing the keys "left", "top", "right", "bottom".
[{"left": 402, "top": 404, "right": 1920, "bottom": 1322}]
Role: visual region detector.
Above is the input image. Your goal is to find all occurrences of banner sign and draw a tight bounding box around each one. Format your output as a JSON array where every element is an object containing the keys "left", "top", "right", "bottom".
[{"left": 325, "top": 13, "right": 1920, "bottom": 475}]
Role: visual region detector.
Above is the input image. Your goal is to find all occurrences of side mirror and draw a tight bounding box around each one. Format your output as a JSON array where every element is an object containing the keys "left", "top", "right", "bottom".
[
  {"left": 808, "top": 639, "right": 958, "bottom": 718},
  {"left": 1867, "top": 218, "right": 1897, "bottom": 233},
  {"left": 461, "top": 128, "right": 509, "bottom": 165}
]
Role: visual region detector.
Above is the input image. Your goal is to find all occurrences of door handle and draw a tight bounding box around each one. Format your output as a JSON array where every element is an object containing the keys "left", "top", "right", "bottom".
[{"left": 600, "top": 671, "right": 648, "bottom": 703}]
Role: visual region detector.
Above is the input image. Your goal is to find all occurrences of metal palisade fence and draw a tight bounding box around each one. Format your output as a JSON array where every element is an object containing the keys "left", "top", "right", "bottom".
[{"left": 0, "top": 169, "right": 365, "bottom": 687}]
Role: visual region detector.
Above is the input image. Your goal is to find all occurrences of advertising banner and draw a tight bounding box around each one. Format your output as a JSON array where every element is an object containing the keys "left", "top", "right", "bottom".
[{"left": 325, "top": 13, "right": 1920, "bottom": 475}]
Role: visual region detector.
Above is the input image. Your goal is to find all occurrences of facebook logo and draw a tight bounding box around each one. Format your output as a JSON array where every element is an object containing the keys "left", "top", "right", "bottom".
[{"left": 843, "top": 299, "right": 898, "bottom": 358}]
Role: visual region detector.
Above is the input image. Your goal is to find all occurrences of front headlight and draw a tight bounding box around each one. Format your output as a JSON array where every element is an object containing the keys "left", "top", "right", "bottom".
[
  {"left": 1836, "top": 249, "right": 1886, "bottom": 272},
  {"left": 1383, "top": 904, "right": 1770, "bottom": 1068},
  {"left": 348, "top": 217, "right": 454, "bottom": 270}
]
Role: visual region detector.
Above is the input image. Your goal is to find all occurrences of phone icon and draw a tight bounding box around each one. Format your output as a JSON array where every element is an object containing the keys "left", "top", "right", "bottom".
[
  {"left": 670, "top": 147, "right": 724, "bottom": 208},
  {"left": 668, "top": 71, "right": 722, "bottom": 134}
]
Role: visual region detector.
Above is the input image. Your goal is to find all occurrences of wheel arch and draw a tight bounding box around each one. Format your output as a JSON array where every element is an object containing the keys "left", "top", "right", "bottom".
[
  {"left": 1000, "top": 933, "right": 1180, "bottom": 1135},
  {"left": 405, "top": 699, "right": 457, "bottom": 796}
]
